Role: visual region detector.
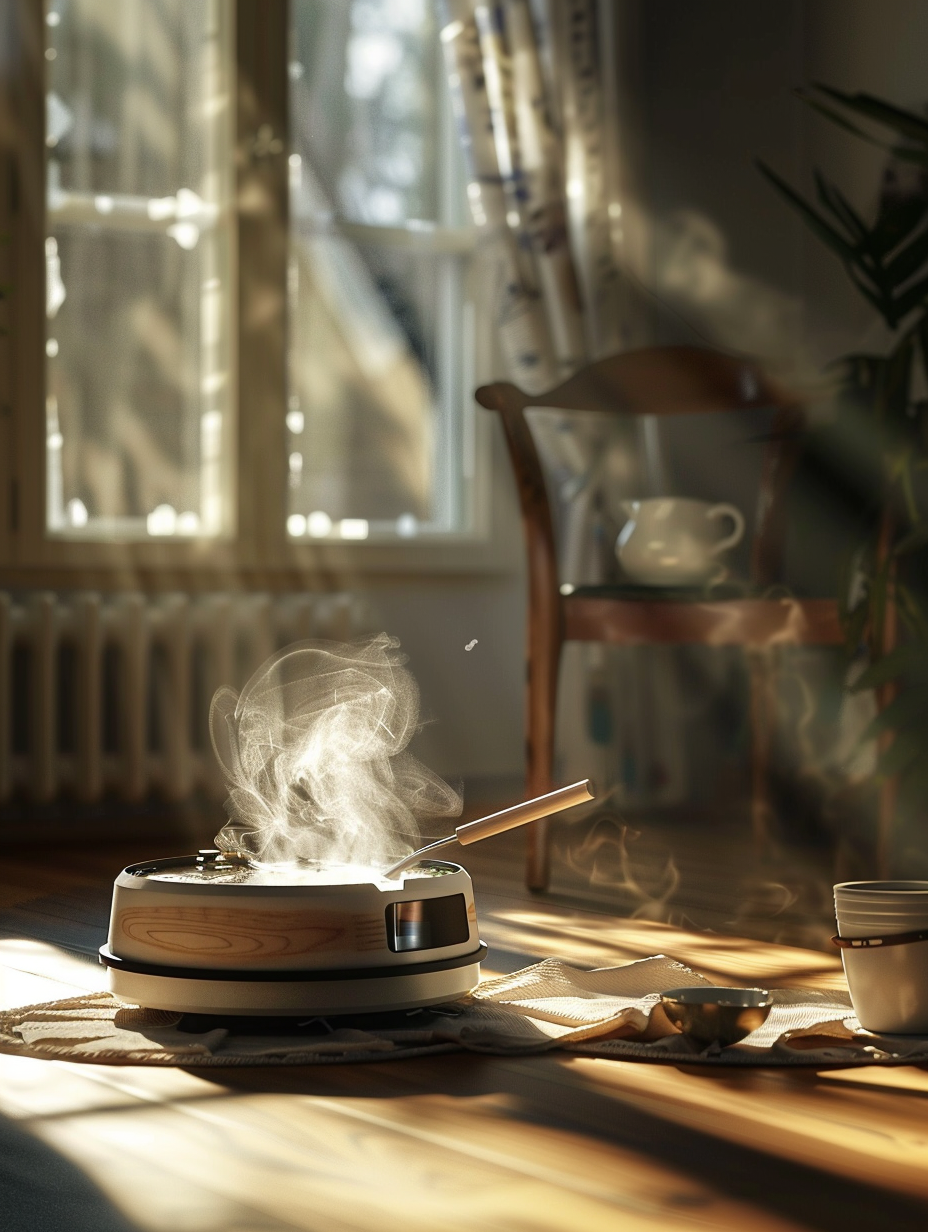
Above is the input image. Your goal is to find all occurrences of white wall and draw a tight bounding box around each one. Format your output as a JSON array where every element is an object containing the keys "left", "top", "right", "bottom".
[
  {"left": 363, "top": 418, "right": 527, "bottom": 796},
  {"left": 625, "top": 0, "right": 928, "bottom": 369}
]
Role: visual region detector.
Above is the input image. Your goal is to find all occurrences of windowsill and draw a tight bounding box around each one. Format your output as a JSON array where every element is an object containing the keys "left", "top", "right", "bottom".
[
  {"left": 2, "top": 530, "right": 520, "bottom": 591},
  {"left": 7, "top": 415, "right": 522, "bottom": 588}
]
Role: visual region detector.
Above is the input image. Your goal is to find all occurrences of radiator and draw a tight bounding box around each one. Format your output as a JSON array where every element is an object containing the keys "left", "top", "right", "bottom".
[{"left": 0, "top": 592, "right": 372, "bottom": 804}]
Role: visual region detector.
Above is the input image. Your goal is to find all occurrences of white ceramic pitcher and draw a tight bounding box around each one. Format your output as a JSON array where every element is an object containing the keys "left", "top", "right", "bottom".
[{"left": 616, "top": 498, "right": 745, "bottom": 586}]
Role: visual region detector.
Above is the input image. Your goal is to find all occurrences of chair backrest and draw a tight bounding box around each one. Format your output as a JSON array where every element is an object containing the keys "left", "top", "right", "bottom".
[{"left": 475, "top": 345, "right": 804, "bottom": 592}]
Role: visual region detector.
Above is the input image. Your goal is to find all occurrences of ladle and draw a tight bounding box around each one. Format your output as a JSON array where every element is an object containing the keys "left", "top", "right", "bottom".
[{"left": 382, "top": 779, "right": 594, "bottom": 878}]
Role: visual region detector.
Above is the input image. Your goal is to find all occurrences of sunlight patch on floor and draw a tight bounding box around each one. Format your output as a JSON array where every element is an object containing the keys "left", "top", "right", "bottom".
[
  {"left": 0, "top": 938, "right": 107, "bottom": 1005},
  {"left": 480, "top": 908, "right": 846, "bottom": 990}
]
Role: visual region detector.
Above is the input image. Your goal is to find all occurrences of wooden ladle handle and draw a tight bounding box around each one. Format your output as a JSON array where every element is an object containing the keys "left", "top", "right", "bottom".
[{"left": 454, "top": 780, "right": 595, "bottom": 844}]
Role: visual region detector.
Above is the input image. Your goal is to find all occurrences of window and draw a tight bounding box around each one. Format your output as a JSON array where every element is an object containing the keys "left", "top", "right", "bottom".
[
  {"left": 287, "top": 0, "right": 476, "bottom": 543},
  {"left": 44, "top": 0, "right": 234, "bottom": 542},
  {"left": 3, "top": 0, "right": 490, "bottom": 581}
]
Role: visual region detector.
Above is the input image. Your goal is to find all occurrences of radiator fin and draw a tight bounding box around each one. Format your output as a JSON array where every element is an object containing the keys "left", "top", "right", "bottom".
[{"left": 0, "top": 592, "right": 371, "bottom": 803}]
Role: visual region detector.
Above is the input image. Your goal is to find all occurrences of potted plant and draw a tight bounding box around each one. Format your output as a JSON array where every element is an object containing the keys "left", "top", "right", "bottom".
[{"left": 759, "top": 87, "right": 928, "bottom": 873}]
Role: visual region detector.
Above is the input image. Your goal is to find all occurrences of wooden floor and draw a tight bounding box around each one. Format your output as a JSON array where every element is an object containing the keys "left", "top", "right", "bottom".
[
  {"left": 2, "top": 831, "right": 928, "bottom": 1232},
  {"left": 521, "top": 812, "right": 841, "bottom": 952}
]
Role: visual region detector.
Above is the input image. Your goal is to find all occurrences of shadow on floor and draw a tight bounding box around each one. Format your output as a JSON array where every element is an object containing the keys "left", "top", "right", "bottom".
[{"left": 0, "top": 1114, "right": 140, "bottom": 1232}]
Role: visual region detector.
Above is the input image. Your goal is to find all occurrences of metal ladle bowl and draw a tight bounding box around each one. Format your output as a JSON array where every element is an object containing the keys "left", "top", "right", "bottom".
[{"left": 660, "top": 986, "right": 772, "bottom": 1047}]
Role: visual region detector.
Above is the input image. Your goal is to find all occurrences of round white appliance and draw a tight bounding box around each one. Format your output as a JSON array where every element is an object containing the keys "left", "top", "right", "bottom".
[{"left": 99, "top": 849, "right": 485, "bottom": 1016}]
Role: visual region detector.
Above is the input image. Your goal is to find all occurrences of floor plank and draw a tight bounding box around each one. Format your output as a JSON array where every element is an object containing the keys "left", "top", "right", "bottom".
[{"left": 1, "top": 838, "right": 928, "bottom": 1232}]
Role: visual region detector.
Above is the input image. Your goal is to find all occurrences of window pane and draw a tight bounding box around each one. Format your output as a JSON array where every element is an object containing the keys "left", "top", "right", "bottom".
[
  {"left": 288, "top": 0, "right": 473, "bottom": 542},
  {"left": 45, "top": 0, "right": 233, "bottom": 540}
]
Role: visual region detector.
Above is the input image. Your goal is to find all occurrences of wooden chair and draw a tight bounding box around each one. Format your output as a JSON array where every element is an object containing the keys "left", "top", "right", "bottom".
[{"left": 476, "top": 346, "right": 845, "bottom": 890}]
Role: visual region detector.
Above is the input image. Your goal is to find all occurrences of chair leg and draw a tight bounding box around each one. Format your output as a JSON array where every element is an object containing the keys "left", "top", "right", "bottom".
[
  {"left": 525, "top": 817, "right": 551, "bottom": 892},
  {"left": 877, "top": 772, "right": 898, "bottom": 879},
  {"left": 525, "top": 644, "right": 559, "bottom": 893},
  {"left": 526, "top": 718, "right": 555, "bottom": 889},
  {"left": 747, "top": 649, "right": 776, "bottom": 851}
]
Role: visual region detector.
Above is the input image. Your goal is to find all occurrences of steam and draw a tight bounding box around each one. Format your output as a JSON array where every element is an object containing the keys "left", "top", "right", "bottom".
[
  {"left": 209, "top": 634, "right": 462, "bottom": 868},
  {"left": 560, "top": 813, "right": 682, "bottom": 923}
]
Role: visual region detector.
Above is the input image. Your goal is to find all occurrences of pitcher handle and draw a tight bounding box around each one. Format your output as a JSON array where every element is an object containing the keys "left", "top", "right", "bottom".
[{"left": 707, "top": 503, "right": 745, "bottom": 555}]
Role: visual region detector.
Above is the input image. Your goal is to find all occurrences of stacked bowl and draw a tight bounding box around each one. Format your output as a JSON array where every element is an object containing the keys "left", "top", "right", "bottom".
[{"left": 834, "top": 880, "right": 928, "bottom": 1033}]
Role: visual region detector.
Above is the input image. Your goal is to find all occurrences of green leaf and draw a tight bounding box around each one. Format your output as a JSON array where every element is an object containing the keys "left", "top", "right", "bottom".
[
  {"left": 756, "top": 161, "right": 859, "bottom": 263},
  {"left": 894, "top": 527, "right": 928, "bottom": 555},
  {"left": 869, "top": 562, "right": 891, "bottom": 649},
  {"left": 896, "top": 585, "right": 928, "bottom": 642},
  {"left": 870, "top": 195, "right": 928, "bottom": 261},
  {"left": 846, "top": 265, "right": 890, "bottom": 321},
  {"left": 849, "top": 644, "right": 928, "bottom": 692},
  {"left": 919, "top": 314, "right": 928, "bottom": 405},
  {"left": 884, "top": 334, "right": 915, "bottom": 419},
  {"left": 813, "top": 169, "right": 870, "bottom": 244},
  {"left": 862, "top": 687, "right": 928, "bottom": 742},
  {"left": 884, "top": 225, "right": 928, "bottom": 289},
  {"left": 811, "top": 85, "right": 928, "bottom": 147},
  {"left": 800, "top": 93, "right": 928, "bottom": 172},
  {"left": 797, "top": 90, "right": 885, "bottom": 143},
  {"left": 836, "top": 353, "right": 887, "bottom": 394},
  {"left": 897, "top": 758, "right": 928, "bottom": 822},
  {"left": 891, "top": 269, "right": 928, "bottom": 321},
  {"left": 887, "top": 143, "right": 928, "bottom": 168},
  {"left": 877, "top": 728, "right": 926, "bottom": 778}
]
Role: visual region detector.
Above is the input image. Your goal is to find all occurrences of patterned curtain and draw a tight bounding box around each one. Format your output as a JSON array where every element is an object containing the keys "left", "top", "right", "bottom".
[
  {"left": 439, "top": 0, "right": 625, "bottom": 392},
  {"left": 439, "top": 2, "right": 694, "bottom": 813}
]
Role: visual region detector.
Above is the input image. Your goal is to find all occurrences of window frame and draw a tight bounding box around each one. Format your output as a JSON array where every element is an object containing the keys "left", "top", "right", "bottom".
[{"left": 0, "top": 0, "right": 505, "bottom": 593}]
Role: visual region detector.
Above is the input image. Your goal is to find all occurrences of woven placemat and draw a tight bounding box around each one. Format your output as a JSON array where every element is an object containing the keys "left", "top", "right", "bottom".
[{"left": 2, "top": 955, "right": 925, "bottom": 1067}]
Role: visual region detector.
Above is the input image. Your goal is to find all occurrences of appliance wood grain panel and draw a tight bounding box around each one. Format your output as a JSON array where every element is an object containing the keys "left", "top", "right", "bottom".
[{"left": 116, "top": 906, "right": 385, "bottom": 961}]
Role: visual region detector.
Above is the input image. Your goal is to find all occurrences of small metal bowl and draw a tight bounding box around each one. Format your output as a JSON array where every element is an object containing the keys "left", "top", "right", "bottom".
[{"left": 660, "top": 986, "right": 772, "bottom": 1047}]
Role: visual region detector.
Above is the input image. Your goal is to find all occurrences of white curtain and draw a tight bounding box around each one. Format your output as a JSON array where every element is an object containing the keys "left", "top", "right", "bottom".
[
  {"left": 439, "top": 0, "right": 629, "bottom": 392},
  {"left": 440, "top": 1, "right": 691, "bottom": 811}
]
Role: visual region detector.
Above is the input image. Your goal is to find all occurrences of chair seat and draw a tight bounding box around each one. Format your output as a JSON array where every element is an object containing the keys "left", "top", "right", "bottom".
[
  {"left": 567, "top": 582, "right": 758, "bottom": 601},
  {"left": 562, "top": 589, "right": 843, "bottom": 648}
]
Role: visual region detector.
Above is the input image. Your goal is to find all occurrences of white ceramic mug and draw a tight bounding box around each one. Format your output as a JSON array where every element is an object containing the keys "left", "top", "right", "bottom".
[
  {"left": 834, "top": 880, "right": 928, "bottom": 1033},
  {"left": 616, "top": 498, "right": 745, "bottom": 586}
]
